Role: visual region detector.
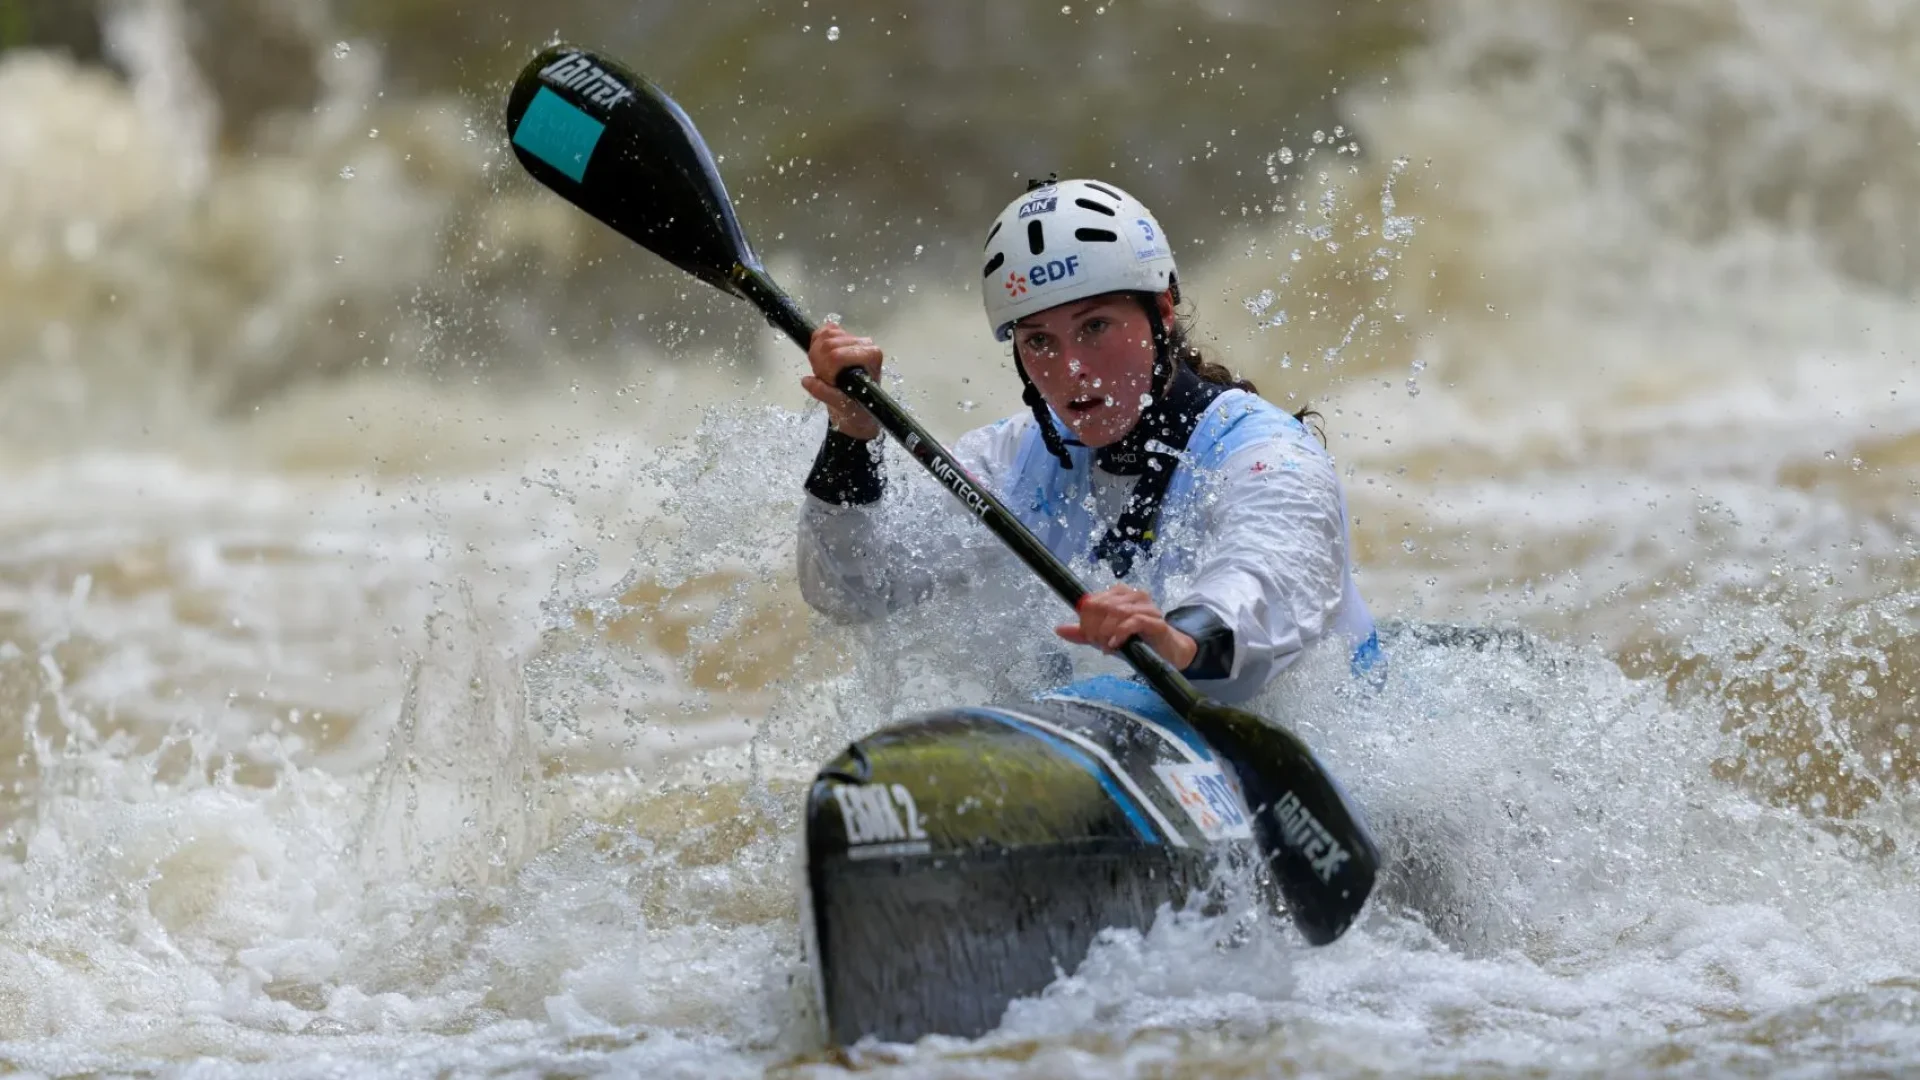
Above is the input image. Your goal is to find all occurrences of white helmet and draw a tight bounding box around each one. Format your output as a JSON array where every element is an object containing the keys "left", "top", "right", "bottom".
[{"left": 980, "top": 178, "right": 1178, "bottom": 341}]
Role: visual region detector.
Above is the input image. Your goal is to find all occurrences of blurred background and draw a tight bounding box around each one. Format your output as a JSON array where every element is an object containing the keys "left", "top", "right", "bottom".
[{"left": 0, "top": 0, "right": 1916, "bottom": 1074}]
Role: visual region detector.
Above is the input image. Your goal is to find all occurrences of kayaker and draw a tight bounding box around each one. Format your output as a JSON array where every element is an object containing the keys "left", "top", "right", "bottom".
[{"left": 795, "top": 178, "right": 1378, "bottom": 703}]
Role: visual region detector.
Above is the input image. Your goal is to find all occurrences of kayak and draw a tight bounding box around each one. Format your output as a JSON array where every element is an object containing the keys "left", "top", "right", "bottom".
[
  {"left": 800, "top": 622, "right": 1538, "bottom": 1044},
  {"left": 802, "top": 674, "right": 1266, "bottom": 1045}
]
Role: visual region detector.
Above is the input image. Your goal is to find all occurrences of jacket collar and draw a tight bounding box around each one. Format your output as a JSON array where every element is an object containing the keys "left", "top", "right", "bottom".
[{"left": 1089, "top": 363, "right": 1226, "bottom": 476}]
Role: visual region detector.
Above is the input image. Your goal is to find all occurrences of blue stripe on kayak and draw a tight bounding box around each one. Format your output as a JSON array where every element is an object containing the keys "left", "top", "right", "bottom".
[
  {"left": 513, "top": 87, "right": 605, "bottom": 182},
  {"left": 960, "top": 708, "right": 1159, "bottom": 845},
  {"left": 1039, "top": 675, "right": 1214, "bottom": 759}
]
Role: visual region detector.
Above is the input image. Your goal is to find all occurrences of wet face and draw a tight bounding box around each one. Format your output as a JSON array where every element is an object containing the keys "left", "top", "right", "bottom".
[{"left": 1012, "top": 292, "right": 1169, "bottom": 448}]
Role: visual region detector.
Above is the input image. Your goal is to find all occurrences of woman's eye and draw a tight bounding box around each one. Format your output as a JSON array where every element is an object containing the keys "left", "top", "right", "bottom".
[
  {"left": 1082, "top": 318, "right": 1109, "bottom": 335},
  {"left": 1024, "top": 333, "right": 1053, "bottom": 353}
]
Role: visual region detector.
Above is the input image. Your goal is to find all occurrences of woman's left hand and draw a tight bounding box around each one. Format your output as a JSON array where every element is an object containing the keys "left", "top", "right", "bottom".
[{"left": 1056, "top": 584, "right": 1198, "bottom": 670}]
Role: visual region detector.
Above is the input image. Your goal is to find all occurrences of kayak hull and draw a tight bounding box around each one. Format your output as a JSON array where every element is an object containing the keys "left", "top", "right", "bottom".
[{"left": 803, "top": 683, "right": 1261, "bottom": 1045}]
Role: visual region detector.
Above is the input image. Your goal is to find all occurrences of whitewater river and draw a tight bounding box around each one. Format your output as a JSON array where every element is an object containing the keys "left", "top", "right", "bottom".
[{"left": 0, "top": 0, "right": 1916, "bottom": 1075}]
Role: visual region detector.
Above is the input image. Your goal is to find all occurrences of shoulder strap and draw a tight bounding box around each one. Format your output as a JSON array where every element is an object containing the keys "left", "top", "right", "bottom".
[
  {"left": 1090, "top": 368, "right": 1227, "bottom": 579},
  {"left": 1090, "top": 450, "right": 1181, "bottom": 579}
]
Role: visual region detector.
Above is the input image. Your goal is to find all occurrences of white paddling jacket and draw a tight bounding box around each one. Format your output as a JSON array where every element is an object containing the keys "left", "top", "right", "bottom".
[{"left": 796, "top": 387, "right": 1378, "bottom": 704}]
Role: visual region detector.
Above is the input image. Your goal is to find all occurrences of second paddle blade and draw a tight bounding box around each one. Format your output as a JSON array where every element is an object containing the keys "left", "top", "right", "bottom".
[
  {"left": 504, "top": 46, "right": 761, "bottom": 298},
  {"left": 1189, "top": 699, "right": 1380, "bottom": 944}
]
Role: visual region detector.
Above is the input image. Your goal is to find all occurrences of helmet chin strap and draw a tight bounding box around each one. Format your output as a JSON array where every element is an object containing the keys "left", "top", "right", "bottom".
[{"left": 1019, "top": 369, "right": 1076, "bottom": 469}]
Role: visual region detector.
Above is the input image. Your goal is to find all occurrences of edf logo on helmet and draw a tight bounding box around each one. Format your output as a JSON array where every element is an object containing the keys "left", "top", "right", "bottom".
[
  {"left": 979, "top": 178, "right": 1172, "bottom": 342},
  {"left": 1005, "top": 255, "right": 1081, "bottom": 298}
]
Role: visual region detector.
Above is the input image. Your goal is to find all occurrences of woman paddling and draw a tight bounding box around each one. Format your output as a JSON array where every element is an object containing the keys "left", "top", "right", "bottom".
[{"left": 796, "top": 178, "right": 1378, "bottom": 704}]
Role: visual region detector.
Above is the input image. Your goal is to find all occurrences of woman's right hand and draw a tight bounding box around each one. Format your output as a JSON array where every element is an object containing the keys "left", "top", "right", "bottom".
[{"left": 802, "top": 323, "right": 884, "bottom": 441}]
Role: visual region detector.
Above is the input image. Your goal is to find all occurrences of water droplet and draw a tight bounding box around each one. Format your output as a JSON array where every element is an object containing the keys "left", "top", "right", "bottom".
[
  {"left": 368, "top": 128, "right": 380, "bottom": 139},
  {"left": 959, "top": 399, "right": 977, "bottom": 412},
  {"left": 1824, "top": 450, "right": 1837, "bottom": 460},
  {"left": 1138, "top": 393, "right": 1155, "bottom": 408},
  {"left": 1060, "top": 3, "right": 1072, "bottom": 12},
  {"left": 824, "top": 312, "right": 842, "bottom": 324},
  {"left": 1401, "top": 539, "right": 1417, "bottom": 553},
  {"left": 845, "top": 283, "right": 857, "bottom": 293},
  {"left": 913, "top": 244, "right": 925, "bottom": 256},
  {"left": 334, "top": 254, "right": 345, "bottom": 264},
  {"left": 826, "top": 24, "right": 840, "bottom": 40},
  {"left": 333, "top": 41, "right": 351, "bottom": 59},
  {"left": 339, "top": 165, "right": 356, "bottom": 180},
  {"left": 1277, "top": 147, "right": 1294, "bottom": 164}
]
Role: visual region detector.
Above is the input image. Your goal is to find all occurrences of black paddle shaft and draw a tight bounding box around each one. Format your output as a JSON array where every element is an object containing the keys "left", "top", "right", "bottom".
[{"left": 504, "top": 44, "right": 1378, "bottom": 945}]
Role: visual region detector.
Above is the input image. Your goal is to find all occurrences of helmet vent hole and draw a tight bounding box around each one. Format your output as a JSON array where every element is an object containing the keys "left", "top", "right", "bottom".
[
  {"left": 1084, "top": 182, "right": 1124, "bottom": 201},
  {"left": 1027, "top": 221, "right": 1046, "bottom": 255},
  {"left": 983, "top": 252, "right": 1005, "bottom": 278},
  {"left": 1074, "top": 227, "right": 1118, "bottom": 242},
  {"left": 1074, "top": 198, "right": 1117, "bottom": 216},
  {"left": 984, "top": 221, "right": 1002, "bottom": 248}
]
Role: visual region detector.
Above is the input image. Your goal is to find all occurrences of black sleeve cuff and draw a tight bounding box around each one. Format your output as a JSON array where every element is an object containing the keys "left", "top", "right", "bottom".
[
  {"left": 805, "top": 428, "right": 885, "bottom": 506},
  {"left": 1166, "top": 605, "right": 1235, "bottom": 681}
]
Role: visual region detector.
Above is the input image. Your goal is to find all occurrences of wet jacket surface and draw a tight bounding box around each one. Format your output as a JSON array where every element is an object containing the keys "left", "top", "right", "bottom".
[{"left": 797, "top": 389, "right": 1374, "bottom": 704}]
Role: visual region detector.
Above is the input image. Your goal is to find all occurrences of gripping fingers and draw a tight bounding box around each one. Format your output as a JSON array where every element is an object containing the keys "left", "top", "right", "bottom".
[
  {"left": 1103, "top": 612, "right": 1161, "bottom": 651},
  {"left": 801, "top": 375, "right": 855, "bottom": 413},
  {"left": 801, "top": 374, "right": 845, "bottom": 403}
]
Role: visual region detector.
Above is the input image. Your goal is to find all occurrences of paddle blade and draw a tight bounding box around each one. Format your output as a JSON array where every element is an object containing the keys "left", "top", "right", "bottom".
[
  {"left": 1189, "top": 700, "right": 1379, "bottom": 944},
  {"left": 505, "top": 46, "right": 759, "bottom": 297}
]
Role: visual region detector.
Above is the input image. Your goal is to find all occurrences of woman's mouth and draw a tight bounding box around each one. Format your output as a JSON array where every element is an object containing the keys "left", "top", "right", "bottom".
[{"left": 1066, "top": 395, "right": 1103, "bottom": 414}]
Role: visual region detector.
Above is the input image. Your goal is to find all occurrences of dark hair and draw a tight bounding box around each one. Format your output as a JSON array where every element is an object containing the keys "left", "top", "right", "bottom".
[
  {"left": 1146, "top": 294, "right": 1325, "bottom": 440},
  {"left": 1156, "top": 304, "right": 1255, "bottom": 392}
]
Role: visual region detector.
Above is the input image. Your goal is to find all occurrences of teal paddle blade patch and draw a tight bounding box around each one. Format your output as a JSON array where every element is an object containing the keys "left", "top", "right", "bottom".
[{"left": 513, "top": 87, "right": 605, "bottom": 182}]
